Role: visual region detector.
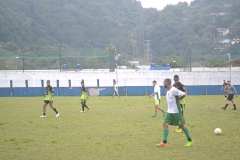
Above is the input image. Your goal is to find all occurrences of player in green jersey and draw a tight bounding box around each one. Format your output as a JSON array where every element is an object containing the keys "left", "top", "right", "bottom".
[
  {"left": 156, "top": 78, "right": 193, "bottom": 147},
  {"left": 221, "top": 80, "right": 228, "bottom": 99},
  {"left": 40, "top": 80, "right": 59, "bottom": 118},
  {"left": 149, "top": 80, "right": 166, "bottom": 117},
  {"left": 80, "top": 81, "right": 89, "bottom": 113},
  {"left": 112, "top": 81, "right": 120, "bottom": 98}
]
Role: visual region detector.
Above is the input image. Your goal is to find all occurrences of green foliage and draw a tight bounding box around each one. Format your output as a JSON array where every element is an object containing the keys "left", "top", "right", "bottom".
[
  {"left": 0, "top": 0, "right": 240, "bottom": 69},
  {"left": 204, "top": 58, "right": 228, "bottom": 67},
  {"left": 156, "top": 56, "right": 181, "bottom": 68}
]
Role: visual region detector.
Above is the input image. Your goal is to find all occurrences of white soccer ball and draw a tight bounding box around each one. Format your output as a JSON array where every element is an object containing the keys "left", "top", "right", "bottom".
[{"left": 214, "top": 128, "right": 222, "bottom": 135}]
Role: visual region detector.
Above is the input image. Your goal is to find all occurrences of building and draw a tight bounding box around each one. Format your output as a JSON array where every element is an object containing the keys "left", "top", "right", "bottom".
[
  {"left": 217, "top": 28, "right": 229, "bottom": 37},
  {"left": 231, "top": 39, "right": 240, "bottom": 45}
]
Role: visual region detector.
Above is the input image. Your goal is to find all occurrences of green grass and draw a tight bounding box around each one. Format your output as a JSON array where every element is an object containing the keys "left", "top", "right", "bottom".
[{"left": 0, "top": 96, "right": 240, "bottom": 160}]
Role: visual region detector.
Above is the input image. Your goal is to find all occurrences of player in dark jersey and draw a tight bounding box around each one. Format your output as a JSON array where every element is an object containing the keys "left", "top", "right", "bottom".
[
  {"left": 221, "top": 80, "right": 228, "bottom": 99},
  {"left": 40, "top": 80, "right": 59, "bottom": 118},
  {"left": 173, "top": 75, "right": 186, "bottom": 133}
]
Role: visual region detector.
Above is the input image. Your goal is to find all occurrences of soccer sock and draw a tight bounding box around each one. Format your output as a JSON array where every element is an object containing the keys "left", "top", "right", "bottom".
[
  {"left": 82, "top": 104, "right": 85, "bottom": 111},
  {"left": 233, "top": 104, "right": 236, "bottom": 109},
  {"left": 183, "top": 128, "right": 192, "bottom": 141},
  {"left": 163, "top": 130, "right": 169, "bottom": 143},
  {"left": 225, "top": 104, "right": 228, "bottom": 108},
  {"left": 225, "top": 95, "right": 227, "bottom": 98},
  {"left": 153, "top": 112, "right": 157, "bottom": 116},
  {"left": 161, "top": 109, "right": 165, "bottom": 113},
  {"left": 53, "top": 108, "right": 58, "bottom": 114},
  {"left": 43, "top": 113, "right": 46, "bottom": 116},
  {"left": 85, "top": 104, "right": 89, "bottom": 109}
]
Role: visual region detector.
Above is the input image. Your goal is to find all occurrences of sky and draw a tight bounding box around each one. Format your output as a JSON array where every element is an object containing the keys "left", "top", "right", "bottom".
[{"left": 139, "top": 0, "right": 194, "bottom": 10}]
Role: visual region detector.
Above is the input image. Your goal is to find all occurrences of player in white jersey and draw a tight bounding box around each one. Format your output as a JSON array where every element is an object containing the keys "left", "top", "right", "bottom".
[
  {"left": 156, "top": 78, "right": 193, "bottom": 147},
  {"left": 149, "top": 80, "right": 166, "bottom": 117},
  {"left": 112, "top": 81, "right": 120, "bottom": 98}
]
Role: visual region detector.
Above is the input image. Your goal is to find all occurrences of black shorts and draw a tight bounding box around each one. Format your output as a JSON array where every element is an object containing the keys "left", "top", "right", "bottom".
[
  {"left": 44, "top": 100, "right": 53, "bottom": 104},
  {"left": 227, "top": 94, "right": 234, "bottom": 101},
  {"left": 81, "top": 99, "right": 87, "bottom": 103}
]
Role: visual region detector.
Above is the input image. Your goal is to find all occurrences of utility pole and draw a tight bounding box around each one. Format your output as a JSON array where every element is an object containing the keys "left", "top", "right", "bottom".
[
  {"left": 144, "top": 40, "right": 151, "bottom": 64},
  {"left": 18, "top": 53, "right": 27, "bottom": 73},
  {"left": 54, "top": 44, "right": 67, "bottom": 72}
]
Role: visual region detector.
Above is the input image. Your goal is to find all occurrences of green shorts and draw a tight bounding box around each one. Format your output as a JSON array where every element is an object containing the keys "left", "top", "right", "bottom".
[
  {"left": 115, "top": 89, "right": 118, "bottom": 93},
  {"left": 154, "top": 99, "right": 161, "bottom": 105},
  {"left": 164, "top": 112, "right": 184, "bottom": 126}
]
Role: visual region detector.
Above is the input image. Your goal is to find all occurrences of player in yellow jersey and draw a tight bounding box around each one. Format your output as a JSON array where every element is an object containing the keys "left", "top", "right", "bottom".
[
  {"left": 40, "top": 80, "right": 59, "bottom": 118},
  {"left": 80, "top": 81, "right": 89, "bottom": 113}
]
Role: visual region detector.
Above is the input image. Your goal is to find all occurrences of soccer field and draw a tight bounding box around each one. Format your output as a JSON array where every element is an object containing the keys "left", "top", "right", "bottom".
[{"left": 0, "top": 96, "right": 239, "bottom": 160}]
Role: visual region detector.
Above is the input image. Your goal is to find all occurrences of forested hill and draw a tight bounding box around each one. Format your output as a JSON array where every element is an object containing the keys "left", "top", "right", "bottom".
[
  {"left": 146, "top": 0, "right": 240, "bottom": 59},
  {"left": 0, "top": 0, "right": 240, "bottom": 68},
  {"left": 0, "top": 0, "right": 142, "bottom": 51}
]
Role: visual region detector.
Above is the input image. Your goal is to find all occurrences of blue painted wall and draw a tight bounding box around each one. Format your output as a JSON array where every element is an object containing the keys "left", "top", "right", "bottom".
[{"left": 0, "top": 85, "right": 239, "bottom": 97}]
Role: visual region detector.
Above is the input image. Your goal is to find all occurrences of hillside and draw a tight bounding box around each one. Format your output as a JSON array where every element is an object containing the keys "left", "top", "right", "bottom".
[{"left": 0, "top": 0, "right": 240, "bottom": 70}]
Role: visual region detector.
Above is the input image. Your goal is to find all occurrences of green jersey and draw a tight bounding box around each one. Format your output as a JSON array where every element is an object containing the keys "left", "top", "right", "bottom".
[
  {"left": 81, "top": 86, "right": 88, "bottom": 99},
  {"left": 45, "top": 85, "right": 53, "bottom": 100}
]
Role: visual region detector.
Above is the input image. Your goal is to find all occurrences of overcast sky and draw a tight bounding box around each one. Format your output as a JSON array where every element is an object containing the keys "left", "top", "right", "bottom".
[{"left": 139, "top": 0, "right": 194, "bottom": 10}]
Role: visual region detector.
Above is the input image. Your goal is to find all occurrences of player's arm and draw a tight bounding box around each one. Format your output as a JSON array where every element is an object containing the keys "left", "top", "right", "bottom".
[
  {"left": 149, "top": 92, "right": 156, "bottom": 98},
  {"left": 174, "top": 89, "right": 186, "bottom": 100},
  {"left": 149, "top": 87, "right": 157, "bottom": 98},
  {"left": 233, "top": 86, "right": 238, "bottom": 97}
]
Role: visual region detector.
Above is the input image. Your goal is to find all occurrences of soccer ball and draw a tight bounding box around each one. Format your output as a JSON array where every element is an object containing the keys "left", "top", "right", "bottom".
[{"left": 214, "top": 128, "right": 222, "bottom": 135}]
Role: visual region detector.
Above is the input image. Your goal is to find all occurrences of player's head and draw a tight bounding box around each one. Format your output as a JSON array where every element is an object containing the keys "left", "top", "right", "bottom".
[
  {"left": 164, "top": 78, "right": 171, "bottom": 88},
  {"left": 227, "top": 80, "right": 231, "bottom": 85},
  {"left": 152, "top": 80, "right": 157, "bottom": 86},
  {"left": 81, "top": 81, "right": 84, "bottom": 86},
  {"left": 223, "top": 80, "right": 226, "bottom": 83},
  {"left": 173, "top": 75, "right": 179, "bottom": 84},
  {"left": 46, "top": 80, "right": 50, "bottom": 86},
  {"left": 114, "top": 81, "right": 116, "bottom": 84}
]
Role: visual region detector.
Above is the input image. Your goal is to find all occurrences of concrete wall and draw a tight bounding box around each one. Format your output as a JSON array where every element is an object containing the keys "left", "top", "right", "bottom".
[
  {"left": 0, "top": 70, "right": 239, "bottom": 97},
  {"left": 0, "top": 70, "right": 239, "bottom": 87}
]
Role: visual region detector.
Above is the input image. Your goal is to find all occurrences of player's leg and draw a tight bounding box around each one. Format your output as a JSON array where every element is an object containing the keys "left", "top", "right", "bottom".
[
  {"left": 153, "top": 100, "right": 165, "bottom": 117},
  {"left": 81, "top": 99, "right": 85, "bottom": 112},
  {"left": 176, "top": 100, "right": 185, "bottom": 132},
  {"left": 84, "top": 100, "right": 89, "bottom": 111},
  {"left": 116, "top": 90, "right": 120, "bottom": 97},
  {"left": 112, "top": 90, "right": 115, "bottom": 98},
  {"left": 224, "top": 91, "right": 227, "bottom": 99},
  {"left": 156, "top": 123, "right": 169, "bottom": 147},
  {"left": 49, "top": 101, "right": 59, "bottom": 117},
  {"left": 156, "top": 113, "right": 171, "bottom": 147},
  {"left": 180, "top": 125, "right": 193, "bottom": 147},
  {"left": 40, "top": 101, "right": 48, "bottom": 118},
  {"left": 222, "top": 94, "right": 232, "bottom": 110},
  {"left": 231, "top": 99, "right": 237, "bottom": 110}
]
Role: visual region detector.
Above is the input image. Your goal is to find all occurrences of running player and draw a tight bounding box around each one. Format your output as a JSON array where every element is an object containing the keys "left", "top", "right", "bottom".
[
  {"left": 149, "top": 80, "right": 166, "bottom": 117},
  {"left": 173, "top": 75, "right": 186, "bottom": 133},
  {"left": 222, "top": 80, "right": 238, "bottom": 110},
  {"left": 156, "top": 78, "right": 193, "bottom": 147},
  {"left": 221, "top": 80, "right": 228, "bottom": 99},
  {"left": 80, "top": 81, "right": 89, "bottom": 113},
  {"left": 40, "top": 80, "right": 60, "bottom": 118},
  {"left": 112, "top": 81, "right": 120, "bottom": 98}
]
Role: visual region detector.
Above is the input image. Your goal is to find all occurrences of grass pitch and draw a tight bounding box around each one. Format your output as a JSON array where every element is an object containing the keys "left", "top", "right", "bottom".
[{"left": 0, "top": 96, "right": 240, "bottom": 160}]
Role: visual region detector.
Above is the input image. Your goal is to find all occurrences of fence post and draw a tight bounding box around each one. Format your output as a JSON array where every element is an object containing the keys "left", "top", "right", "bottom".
[{"left": 10, "top": 80, "right": 13, "bottom": 97}]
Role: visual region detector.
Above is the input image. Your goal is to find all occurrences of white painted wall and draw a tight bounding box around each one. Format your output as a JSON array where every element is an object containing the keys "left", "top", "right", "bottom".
[{"left": 0, "top": 70, "right": 239, "bottom": 87}]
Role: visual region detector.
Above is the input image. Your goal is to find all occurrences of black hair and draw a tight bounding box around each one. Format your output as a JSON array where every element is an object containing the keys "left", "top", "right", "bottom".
[
  {"left": 164, "top": 78, "right": 171, "bottom": 85},
  {"left": 227, "top": 80, "right": 230, "bottom": 82},
  {"left": 47, "top": 80, "right": 50, "bottom": 82},
  {"left": 174, "top": 75, "right": 179, "bottom": 79},
  {"left": 153, "top": 80, "right": 157, "bottom": 83}
]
